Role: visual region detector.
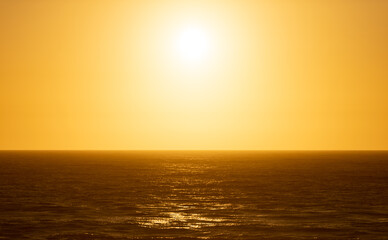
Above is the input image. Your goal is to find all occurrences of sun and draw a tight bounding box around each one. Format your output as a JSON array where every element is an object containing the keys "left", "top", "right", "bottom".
[{"left": 175, "top": 26, "right": 212, "bottom": 64}]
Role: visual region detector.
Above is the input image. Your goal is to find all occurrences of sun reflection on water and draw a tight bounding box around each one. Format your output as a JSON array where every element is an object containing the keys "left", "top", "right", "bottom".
[{"left": 137, "top": 211, "right": 227, "bottom": 230}]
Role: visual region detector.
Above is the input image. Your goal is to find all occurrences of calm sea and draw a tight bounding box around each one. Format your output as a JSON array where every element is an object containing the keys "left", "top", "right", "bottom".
[{"left": 0, "top": 151, "right": 387, "bottom": 240}]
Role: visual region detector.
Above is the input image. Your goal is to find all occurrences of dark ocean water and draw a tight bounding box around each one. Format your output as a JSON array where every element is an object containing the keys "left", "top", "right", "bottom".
[{"left": 0, "top": 151, "right": 387, "bottom": 240}]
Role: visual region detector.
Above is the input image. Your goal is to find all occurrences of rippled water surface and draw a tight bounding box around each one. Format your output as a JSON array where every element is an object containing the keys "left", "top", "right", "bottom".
[{"left": 0, "top": 151, "right": 388, "bottom": 240}]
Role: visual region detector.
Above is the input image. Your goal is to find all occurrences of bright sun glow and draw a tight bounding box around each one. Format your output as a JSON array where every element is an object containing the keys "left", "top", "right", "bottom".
[{"left": 175, "top": 26, "right": 211, "bottom": 64}]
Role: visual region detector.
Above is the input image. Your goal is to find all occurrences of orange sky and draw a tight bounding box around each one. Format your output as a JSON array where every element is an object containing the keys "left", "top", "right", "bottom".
[{"left": 0, "top": 0, "right": 387, "bottom": 150}]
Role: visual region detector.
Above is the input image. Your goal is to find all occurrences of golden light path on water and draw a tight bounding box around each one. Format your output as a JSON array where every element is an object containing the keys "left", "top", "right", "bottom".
[{"left": 135, "top": 161, "right": 233, "bottom": 230}]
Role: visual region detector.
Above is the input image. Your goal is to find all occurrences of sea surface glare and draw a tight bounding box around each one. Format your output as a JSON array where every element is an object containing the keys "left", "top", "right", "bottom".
[{"left": 0, "top": 151, "right": 388, "bottom": 240}]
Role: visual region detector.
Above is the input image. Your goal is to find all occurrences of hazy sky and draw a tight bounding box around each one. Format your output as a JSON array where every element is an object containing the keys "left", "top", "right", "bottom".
[{"left": 1, "top": 0, "right": 387, "bottom": 150}]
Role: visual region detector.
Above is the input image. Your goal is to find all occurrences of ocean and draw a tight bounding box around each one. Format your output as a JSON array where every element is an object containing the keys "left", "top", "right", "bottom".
[{"left": 0, "top": 151, "right": 387, "bottom": 240}]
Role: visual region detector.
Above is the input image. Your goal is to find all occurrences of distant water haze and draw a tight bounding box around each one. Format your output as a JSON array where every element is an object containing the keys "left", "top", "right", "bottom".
[{"left": 0, "top": 151, "right": 387, "bottom": 239}]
